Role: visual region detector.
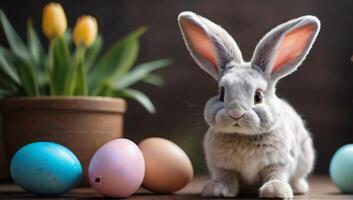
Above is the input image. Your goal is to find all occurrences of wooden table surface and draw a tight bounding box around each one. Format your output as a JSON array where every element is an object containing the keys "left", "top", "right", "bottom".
[{"left": 0, "top": 175, "right": 351, "bottom": 199}]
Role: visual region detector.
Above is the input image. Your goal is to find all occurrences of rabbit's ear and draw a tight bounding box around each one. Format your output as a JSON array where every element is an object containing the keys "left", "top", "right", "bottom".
[
  {"left": 178, "top": 11, "right": 243, "bottom": 80},
  {"left": 251, "top": 16, "right": 320, "bottom": 83}
]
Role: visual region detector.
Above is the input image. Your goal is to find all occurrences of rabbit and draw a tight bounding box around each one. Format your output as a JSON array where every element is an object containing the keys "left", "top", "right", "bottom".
[{"left": 178, "top": 11, "right": 320, "bottom": 199}]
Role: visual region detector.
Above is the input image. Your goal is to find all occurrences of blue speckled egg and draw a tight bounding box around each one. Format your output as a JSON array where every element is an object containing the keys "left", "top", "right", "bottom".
[
  {"left": 10, "top": 142, "right": 82, "bottom": 196},
  {"left": 330, "top": 144, "right": 353, "bottom": 193}
]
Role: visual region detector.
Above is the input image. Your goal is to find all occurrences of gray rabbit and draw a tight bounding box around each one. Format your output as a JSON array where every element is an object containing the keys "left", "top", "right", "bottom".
[{"left": 178, "top": 11, "right": 320, "bottom": 199}]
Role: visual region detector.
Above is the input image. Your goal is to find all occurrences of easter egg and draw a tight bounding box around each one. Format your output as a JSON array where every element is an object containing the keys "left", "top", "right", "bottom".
[
  {"left": 139, "top": 137, "right": 193, "bottom": 193},
  {"left": 330, "top": 144, "right": 353, "bottom": 193},
  {"left": 10, "top": 142, "right": 82, "bottom": 196},
  {"left": 88, "top": 138, "right": 145, "bottom": 198}
]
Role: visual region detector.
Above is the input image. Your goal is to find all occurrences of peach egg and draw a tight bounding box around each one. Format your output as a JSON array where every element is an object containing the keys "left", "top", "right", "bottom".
[{"left": 139, "top": 137, "right": 193, "bottom": 193}]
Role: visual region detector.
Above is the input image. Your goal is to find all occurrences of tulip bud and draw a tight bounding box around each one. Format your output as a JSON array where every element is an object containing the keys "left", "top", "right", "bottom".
[
  {"left": 42, "top": 3, "right": 67, "bottom": 39},
  {"left": 73, "top": 16, "right": 98, "bottom": 47}
]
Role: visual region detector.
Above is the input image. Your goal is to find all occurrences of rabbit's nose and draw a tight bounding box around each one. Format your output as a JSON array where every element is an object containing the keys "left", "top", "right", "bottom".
[{"left": 226, "top": 110, "right": 245, "bottom": 120}]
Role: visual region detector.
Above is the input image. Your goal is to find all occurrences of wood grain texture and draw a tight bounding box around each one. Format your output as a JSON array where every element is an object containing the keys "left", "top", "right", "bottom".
[{"left": 0, "top": 175, "right": 349, "bottom": 199}]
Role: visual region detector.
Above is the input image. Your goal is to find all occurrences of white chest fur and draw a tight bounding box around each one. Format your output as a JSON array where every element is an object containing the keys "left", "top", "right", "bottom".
[{"left": 204, "top": 130, "right": 294, "bottom": 185}]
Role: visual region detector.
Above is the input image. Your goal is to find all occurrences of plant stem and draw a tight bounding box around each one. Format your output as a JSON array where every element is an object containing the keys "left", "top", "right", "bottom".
[
  {"left": 74, "top": 46, "right": 87, "bottom": 95},
  {"left": 47, "top": 39, "right": 55, "bottom": 95}
]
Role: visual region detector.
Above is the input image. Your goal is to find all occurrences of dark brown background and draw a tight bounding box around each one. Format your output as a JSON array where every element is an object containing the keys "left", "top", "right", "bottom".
[{"left": 0, "top": 0, "right": 352, "bottom": 174}]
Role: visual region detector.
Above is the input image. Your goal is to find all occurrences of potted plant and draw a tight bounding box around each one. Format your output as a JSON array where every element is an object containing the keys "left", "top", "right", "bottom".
[{"left": 0, "top": 3, "right": 170, "bottom": 185}]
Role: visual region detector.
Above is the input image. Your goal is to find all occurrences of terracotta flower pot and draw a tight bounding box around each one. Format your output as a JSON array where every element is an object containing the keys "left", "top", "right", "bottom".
[{"left": 0, "top": 96, "right": 126, "bottom": 186}]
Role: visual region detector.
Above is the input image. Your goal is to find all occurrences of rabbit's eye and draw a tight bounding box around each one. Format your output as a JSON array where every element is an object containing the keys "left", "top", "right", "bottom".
[
  {"left": 254, "top": 89, "right": 263, "bottom": 104},
  {"left": 219, "top": 87, "right": 225, "bottom": 102}
]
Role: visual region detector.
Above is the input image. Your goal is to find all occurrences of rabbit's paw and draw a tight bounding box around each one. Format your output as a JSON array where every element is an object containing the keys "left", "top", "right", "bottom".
[
  {"left": 259, "top": 179, "right": 293, "bottom": 199},
  {"left": 292, "top": 179, "right": 309, "bottom": 194},
  {"left": 202, "top": 180, "right": 239, "bottom": 197}
]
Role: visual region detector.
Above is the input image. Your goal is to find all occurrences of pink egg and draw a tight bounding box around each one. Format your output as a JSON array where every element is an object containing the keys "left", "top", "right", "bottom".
[{"left": 88, "top": 138, "right": 145, "bottom": 197}]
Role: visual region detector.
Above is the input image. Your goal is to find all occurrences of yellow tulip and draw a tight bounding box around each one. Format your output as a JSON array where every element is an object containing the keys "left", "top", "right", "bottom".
[
  {"left": 73, "top": 16, "right": 98, "bottom": 47},
  {"left": 42, "top": 3, "right": 67, "bottom": 39}
]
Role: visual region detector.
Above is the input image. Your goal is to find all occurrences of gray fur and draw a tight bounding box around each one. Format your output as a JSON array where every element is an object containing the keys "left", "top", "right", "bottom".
[{"left": 178, "top": 11, "right": 320, "bottom": 199}]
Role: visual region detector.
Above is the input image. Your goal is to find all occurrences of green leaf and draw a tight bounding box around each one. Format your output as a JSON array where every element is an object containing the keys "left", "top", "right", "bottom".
[
  {"left": 15, "top": 58, "right": 40, "bottom": 96},
  {"left": 113, "top": 58, "right": 171, "bottom": 90},
  {"left": 85, "top": 35, "right": 102, "bottom": 71},
  {"left": 63, "top": 29, "right": 74, "bottom": 53},
  {"left": 0, "top": 47, "right": 39, "bottom": 96},
  {"left": 112, "top": 27, "right": 147, "bottom": 77},
  {"left": 27, "top": 19, "right": 44, "bottom": 68},
  {"left": 117, "top": 88, "right": 156, "bottom": 113},
  {"left": 49, "top": 37, "right": 71, "bottom": 95},
  {"left": 73, "top": 47, "right": 87, "bottom": 95},
  {"left": 63, "top": 29, "right": 72, "bottom": 43},
  {"left": 0, "top": 70, "right": 18, "bottom": 92},
  {"left": 0, "top": 9, "right": 30, "bottom": 61},
  {"left": 0, "top": 10, "right": 39, "bottom": 96},
  {"left": 96, "top": 82, "right": 115, "bottom": 96},
  {"left": 37, "top": 72, "right": 49, "bottom": 87},
  {"left": 0, "top": 47, "right": 20, "bottom": 84},
  {"left": 26, "top": 19, "right": 47, "bottom": 95},
  {"left": 74, "top": 61, "right": 87, "bottom": 95},
  {"left": 142, "top": 74, "right": 164, "bottom": 87},
  {"left": 89, "top": 27, "right": 146, "bottom": 93}
]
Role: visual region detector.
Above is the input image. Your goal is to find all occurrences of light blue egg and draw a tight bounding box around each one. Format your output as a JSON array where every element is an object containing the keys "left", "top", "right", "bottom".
[
  {"left": 330, "top": 144, "right": 353, "bottom": 193},
  {"left": 10, "top": 142, "right": 82, "bottom": 196}
]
